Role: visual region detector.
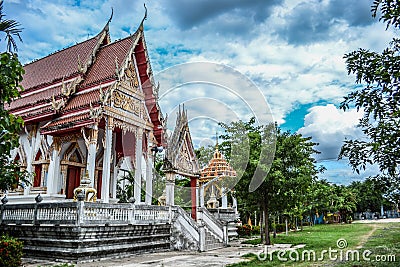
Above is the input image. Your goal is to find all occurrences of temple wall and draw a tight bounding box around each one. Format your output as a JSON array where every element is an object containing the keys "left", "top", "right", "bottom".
[{"left": 2, "top": 224, "right": 171, "bottom": 262}]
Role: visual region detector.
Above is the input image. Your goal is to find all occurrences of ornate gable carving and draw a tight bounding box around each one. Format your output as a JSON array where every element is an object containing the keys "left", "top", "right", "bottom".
[{"left": 165, "top": 106, "right": 199, "bottom": 175}]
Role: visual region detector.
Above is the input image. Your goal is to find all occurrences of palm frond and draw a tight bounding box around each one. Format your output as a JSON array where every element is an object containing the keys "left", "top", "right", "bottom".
[{"left": 0, "top": 1, "right": 23, "bottom": 52}]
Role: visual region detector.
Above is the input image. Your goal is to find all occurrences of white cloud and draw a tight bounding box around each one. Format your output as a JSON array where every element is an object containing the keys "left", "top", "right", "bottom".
[{"left": 298, "top": 104, "right": 364, "bottom": 161}]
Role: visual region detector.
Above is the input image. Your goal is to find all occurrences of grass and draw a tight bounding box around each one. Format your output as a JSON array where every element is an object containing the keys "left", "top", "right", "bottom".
[{"left": 229, "top": 222, "right": 400, "bottom": 267}]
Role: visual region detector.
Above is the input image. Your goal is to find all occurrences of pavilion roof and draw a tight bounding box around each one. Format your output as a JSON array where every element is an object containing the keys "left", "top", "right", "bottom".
[{"left": 199, "top": 147, "right": 237, "bottom": 182}]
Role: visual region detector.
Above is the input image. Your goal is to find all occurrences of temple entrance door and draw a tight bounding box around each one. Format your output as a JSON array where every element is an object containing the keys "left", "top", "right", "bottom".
[
  {"left": 66, "top": 166, "right": 80, "bottom": 199},
  {"left": 33, "top": 151, "right": 42, "bottom": 187}
]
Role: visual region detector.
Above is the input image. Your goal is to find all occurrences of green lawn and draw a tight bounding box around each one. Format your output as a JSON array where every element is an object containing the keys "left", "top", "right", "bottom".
[{"left": 230, "top": 222, "right": 400, "bottom": 267}]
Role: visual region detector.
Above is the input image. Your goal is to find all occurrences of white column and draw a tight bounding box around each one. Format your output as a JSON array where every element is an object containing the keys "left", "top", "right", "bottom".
[
  {"left": 134, "top": 129, "right": 143, "bottom": 203},
  {"left": 85, "top": 126, "right": 98, "bottom": 187},
  {"left": 145, "top": 153, "right": 153, "bottom": 205},
  {"left": 111, "top": 131, "right": 117, "bottom": 198},
  {"left": 221, "top": 187, "right": 228, "bottom": 209},
  {"left": 199, "top": 185, "right": 205, "bottom": 207},
  {"left": 165, "top": 171, "right": 175, "bottom": 206},
  {"left": 232, "top": 195, "right": 238, "bottom": 214},
  {"left": 47, "top": 137, "right": 61, "bottom": 195},
  {"left": 24, "top": 126, "right": 37, "bottom": 195},
  {"left": 101, "top": 118, "right": 113, "bottom": 203}
]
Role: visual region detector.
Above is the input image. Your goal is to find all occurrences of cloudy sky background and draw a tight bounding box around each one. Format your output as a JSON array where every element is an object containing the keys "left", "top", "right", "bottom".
[{"left": 5, "top": 0, "right": 394, "bottom": 184}]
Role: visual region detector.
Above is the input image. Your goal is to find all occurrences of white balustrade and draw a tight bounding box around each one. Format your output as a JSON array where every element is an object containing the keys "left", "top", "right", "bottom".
[{"left": 0, "top": 202, "right": 170, "bottom": 225}]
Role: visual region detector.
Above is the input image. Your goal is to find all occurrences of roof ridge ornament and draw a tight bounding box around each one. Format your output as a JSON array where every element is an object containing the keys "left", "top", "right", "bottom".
[
  {"left": 139, "top": 3, "right": 148, "bottom": 31},
  {"left": 107, "top": 7, "right": 114, "bottom": 25},
  {"left": 51, "top": 95, "right": 65, "bottom": 112}
]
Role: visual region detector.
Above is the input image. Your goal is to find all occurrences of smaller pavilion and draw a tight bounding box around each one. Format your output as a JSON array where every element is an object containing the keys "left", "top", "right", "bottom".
[{"left": 199, "top": 143, "right": 237, "bottom": 211}]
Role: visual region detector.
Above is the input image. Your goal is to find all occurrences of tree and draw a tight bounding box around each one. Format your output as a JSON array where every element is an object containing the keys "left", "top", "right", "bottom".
[
  {"left": 330, "top": 185, "right": 357, "bottom": 223},
  {"left": 0, "top": 3, "right": 29, "bottom": 192},
  {"left": 219, "top": 119, "right": 321, "bottom": 244},
  {"left": 0, "top": 0, "right": 22, "bottom": 53},
  {"left": 348, "top": 179, "right": 388, "bottom": 213},
  {"left": 194, "top": 145, "right": 215, "bottom": 168},
  {"left": 339, "top": 1, "right": 400, "bottom": 183}
]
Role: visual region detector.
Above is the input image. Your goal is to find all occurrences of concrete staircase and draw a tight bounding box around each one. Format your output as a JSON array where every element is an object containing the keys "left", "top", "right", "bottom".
[{"left": 170, "top": 206, "right": 227, "bottom": 252}]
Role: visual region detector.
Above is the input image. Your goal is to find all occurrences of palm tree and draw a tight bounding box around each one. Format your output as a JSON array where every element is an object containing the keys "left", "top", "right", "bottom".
[{"left": 0, "top": 0, "right": 22, "bottom": 52}]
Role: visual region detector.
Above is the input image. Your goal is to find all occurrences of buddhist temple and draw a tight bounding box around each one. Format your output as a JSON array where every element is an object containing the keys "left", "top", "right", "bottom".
[{"left": 6, "top": 11, "right": 163, "bottom": 204}]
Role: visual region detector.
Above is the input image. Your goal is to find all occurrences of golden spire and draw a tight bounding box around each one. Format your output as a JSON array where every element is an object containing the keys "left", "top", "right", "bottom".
[{"left": 215, "top": 131, "right": 219, "bottom": 151}]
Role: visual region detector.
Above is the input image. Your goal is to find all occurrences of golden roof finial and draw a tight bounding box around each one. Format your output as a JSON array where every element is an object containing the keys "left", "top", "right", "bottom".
[{"left": 215, "top": 131, "right": 219, "bottom": 152}]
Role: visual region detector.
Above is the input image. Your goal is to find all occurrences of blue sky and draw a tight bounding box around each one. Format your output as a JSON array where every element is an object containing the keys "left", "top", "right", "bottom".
[{"left": 4, "top": 0, "right": 393, "bottom": 185}]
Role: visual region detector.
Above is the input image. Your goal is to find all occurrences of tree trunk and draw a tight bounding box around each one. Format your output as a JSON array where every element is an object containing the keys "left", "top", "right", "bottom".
[
  {"left": 260, "top": 206, "right": 264, "bottom": 243},
  {"left": 264, "top": 199, "right": 270, "bottom": 245},
  {"left": 285, "top": 218, "right": 288, "bottom": 236}
]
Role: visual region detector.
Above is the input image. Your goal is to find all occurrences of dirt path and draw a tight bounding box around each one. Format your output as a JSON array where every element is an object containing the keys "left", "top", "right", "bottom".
[
  {"left": 355, "top": 223, "right": 379, "bottom": 249},
  {"left": 353, "top": 218, "right": 400, "bottom": 249}
]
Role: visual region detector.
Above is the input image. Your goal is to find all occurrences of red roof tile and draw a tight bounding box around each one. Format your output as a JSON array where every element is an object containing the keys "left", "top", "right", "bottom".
[
  {"left": 81, "top": 37, "right": 133, "bottom": 88},
  {"left": 41, "top": 112, "right": 93, "bottom": 134},
  {"left": 7, "top": 85, "right": 63, "bottom": 111},
  {"left": 63, "top": 88, "right": 102, "bottom": 113},
  {"left": 19, "top": 105, "right": 55, "bottom": 123},
  {"left": 21, "top": 37, "right": 99, "bottom": 90}
]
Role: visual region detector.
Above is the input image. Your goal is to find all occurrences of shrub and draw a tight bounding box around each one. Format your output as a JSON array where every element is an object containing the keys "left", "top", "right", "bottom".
[
  {"left": 0, "top": 234, "right": 23, "bottom": 267},
  {"left": 272, "top": 223, "right": 291, "bottom": 233},
  {"left": 237, "top": 224, "right": 252, "bottom": 236},
  {"left": 237, "top": 224, "right": 262, "bottom": 236},
  {"left": 252, "top": 225, "right": 260, "bottom": 235}
]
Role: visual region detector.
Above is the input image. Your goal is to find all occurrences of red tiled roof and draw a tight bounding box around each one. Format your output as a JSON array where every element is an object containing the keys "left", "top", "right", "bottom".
[
  {"left": 7, "top": 84, "right": 63, "bottom": 111},
  {"left": 19, "top": 105, "right": 55, "bottom": 123},
  {"left": 81, "top": 37, "right": 133, "bottom": 88},
  {"left": 63, "top": 88, "right": 102, "bottom": 113},
  {"left": 41, "top": 112, "right": 93, "bottom": 134},
  {"left": 21, "top": 37, "right": 99, "bottom": 90}
]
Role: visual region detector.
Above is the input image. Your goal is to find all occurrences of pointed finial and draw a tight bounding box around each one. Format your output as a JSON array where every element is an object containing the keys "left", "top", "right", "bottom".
[
  {"left": 143, "top": 3, "right": 148, "bottom": 21},
  {"left": 139, "top": 3, "right": 148, "bottom": 30},
  {"left": 215, "top": 132, "right": 219, "bottom": 152},
  {"left": 107, "top": 7, "right": 114, "bottom": 25}
]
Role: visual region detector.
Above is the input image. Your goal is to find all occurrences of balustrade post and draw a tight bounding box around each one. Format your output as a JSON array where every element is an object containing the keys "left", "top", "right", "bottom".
[
  {"left": 198, "top": 221, "right": 206, "bottom": 252},
  {"left": 76, "top": 199, "right": 85, "bottom": 226},
  {"left": 130, "top": 203, "right": 135, "bottom": 224},
  {"left": 223, "top": 222, "right": 228, "bottom": 246},
  {"left": 168, "top": 205, "right": 172, "bottom": 224},
  {"left": 33, "top": 204, "right": 38, "bottom": 225}
]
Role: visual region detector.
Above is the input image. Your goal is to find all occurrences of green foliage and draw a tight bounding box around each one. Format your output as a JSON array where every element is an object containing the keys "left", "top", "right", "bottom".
[
  {"left": 0, "top": 234, "right": 23, "bottom": 267},
  {"left": 237, "top": 224, "right": 261, "bottom": 237},
  {"left": 116, "top": 170, "right": 135, "bottom": 203},
  {"left": 237, "top": 224, "right": 253, "bottom": 237},
  {"left": 348, "top": 178, "right": 387, "bottom": 212},
  {"left": 195, "top": 145, "right": 215, "bottom": 168},
  {"left": 0, "top": 5, "right": 29, "bottom": 192},
  {"left": 0, "top": 53, "right": 30, "bottom": 191},
  {"left": 219, "top": 119, "right": 322, "bottom": 245},
  {"left": 329, "top": 184, "right": 357, "bottom": 223},
  {"left": 339, "top": 0, "right": 400, "bottom": 189}
]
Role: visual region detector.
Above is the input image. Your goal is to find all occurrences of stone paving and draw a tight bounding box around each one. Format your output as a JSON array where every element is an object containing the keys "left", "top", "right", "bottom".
[{"left": 23, "top": 239, "right": 264, "bottom": 267}]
